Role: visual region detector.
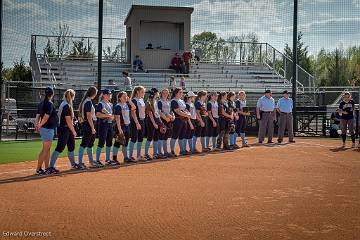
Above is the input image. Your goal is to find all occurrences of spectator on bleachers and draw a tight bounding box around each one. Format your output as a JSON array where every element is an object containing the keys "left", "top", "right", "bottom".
[
  {"left": 182, "top": 51, "right": 192, "bottom": 74},
  {"left": 168, "top": 76, "right": 176, "bottom": 91},
  {"left": 122, "top": 71, "right": 133, "bottom": 91},
  {"left": 170, "top": 53, "right": 183, "bottom": 73},
  {"left": 146, "top": 43, "right": 153, "bottom": 49},
  {"left": 194, "top": 48, "right": 202, "bottom": 64},
  {"left": 180, "top": 77, "right": 186, "bottom": 90},
  {"left": 108, "top": 79, "right": 118, "bottom": 91},
  {"left": 133, "top": 55, "right": 144, "bottom": 72}
]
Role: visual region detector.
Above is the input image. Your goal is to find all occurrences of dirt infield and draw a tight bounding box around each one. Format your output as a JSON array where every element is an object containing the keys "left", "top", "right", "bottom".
[{"left": 0, "top": 138, "right": 359, "bottom": 240}]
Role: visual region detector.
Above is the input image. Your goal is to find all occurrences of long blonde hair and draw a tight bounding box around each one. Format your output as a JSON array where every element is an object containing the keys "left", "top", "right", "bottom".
[
  {"left": 131, "top": 86, "right": 145, "bottom": 99},
  {"left": 64, "top": 89, "right": 75, "bottom": 118}
]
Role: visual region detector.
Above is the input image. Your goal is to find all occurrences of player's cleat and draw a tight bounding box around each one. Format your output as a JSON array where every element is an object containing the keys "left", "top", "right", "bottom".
[
  {"left": 168, "top": 152, "right": 178, "bottom": 158},
  {"left": 105, "top": 160, "right": 114, "bottom": 166},
  {"left": 71, "top": 163, "right": 78, "bottom": 170},
  {"left": 137, "top": 156, "right": 146, "bottom": 162},
  {"left": 144, "top": 154, "right": 152, "bottom": 161},
  {"left": 192, "top": 149, "right": 201, "bottom": 154},
  {"left": 45, "top": 167, "right": 59, "bottom": 175},
  {"left": 233, "top": 144, "right": 240, "bottom": 149},
  {"left": 77, "top": 163, "right": 87, "bottom": 170},
  {"left": 202, "top": 148, "right": 210, "bottom": 153},
  {"left": 95, "top": 161, "right": 104, "bottom": 167},
  {"left": 258, "top": 141, "right": 263, "bottom": 144},
  {"left": 36, "top": 168, "right": 46, "bottom": 175},
  {"left": 242, "top": 143, "right": 250, "bottom": 148},
  {"left": 158, "top": 153, "right": 167, "bottom": 159},
  {"left": 124, "top": 157, "right": 136, "bottom": 163},
  {"left": 112, "top": 160, "right": 121, "bottom": 165},
  {"left": 267, "top": 141, "right": 274, "bottom": 144},
  {"left": 277, "top": 140, "right": 282, "bottom": 143},
  {"left": 289, "top": 140, "right": 296, "bottom": 143}
]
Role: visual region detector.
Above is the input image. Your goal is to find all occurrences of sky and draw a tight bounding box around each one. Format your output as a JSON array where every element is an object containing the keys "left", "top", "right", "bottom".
[{"left": 2, "top": 0, "right": 360, "bottom": 67}]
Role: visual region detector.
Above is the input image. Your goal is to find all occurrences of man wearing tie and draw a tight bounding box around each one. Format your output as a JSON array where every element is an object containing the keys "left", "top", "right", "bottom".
[
  {"left": 256, "top": 89, "right": 276, "bottom": 144},
  {"left": 276, "top": 90, "right": 295, "bottom": 144}
]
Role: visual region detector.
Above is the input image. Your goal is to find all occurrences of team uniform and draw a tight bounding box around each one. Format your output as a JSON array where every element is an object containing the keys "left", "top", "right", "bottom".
[
  {"left": 235, "top": 99, "right": 248, "bottom": 146},
  {"left": 144, "top": 101, "right": 161, "bottom": 159},
  {"left": 194, "top": 100, "right": 208, "bottom": 150},
  {"left": 95, "top": 101, "right": 114, "bottom": 165},
  {"left": 113, "top": 102, "right": 131, "bottom": 161},
  {"left": 339, "top": 99, "right": 356, "bottom": 145},
  {"left": 158, "top": 98, "right": 172, "bottom": 155},
  {"left": 129, "top": 97, "right": 146, "bottom": 160},
  {"left": 49, "top": 100, "right": 76, "bottom": 171},
  {"left": 186, "top": 101, "right": 197, "bottom": 152},
  {"left": 78, "top": 98, "right": 97, "bottom": 168},
  {"left": 170, "top": 98, "right": 188, "bottom": 155},
  {"left": 206, "top": 100, "right": 219, "bottom": 149},
  {"left": 217, "top": 101, "right": 230, "bottom": 149},
  {"left": 228, "top": 100, "right": 238, "bottom": 148},
  {"left": 37, "top": 100, "right": 58, "bottom": 142}
]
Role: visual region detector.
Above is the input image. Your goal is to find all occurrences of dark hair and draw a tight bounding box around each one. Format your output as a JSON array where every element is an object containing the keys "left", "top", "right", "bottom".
[
  {"left": 217, "top": 91, "right": 227, "bottom": 103},
  {"left": 227, "top": 91, "right": 235, "bottom": 101},
  {"left": 44, "top": 87, "right": 54, "bottom": 102},
  {"left": 122, "top": 71, "right": 129, "bottom": 76},
  {"left": 117, "top": 91, "right": 127, "bottom": 102},
  {"left": 196, "top": 90, "right": 207, "bottom": 101},
  {"left": 171, "top": 87, "right": 183, "bottom": 99},
  {"left": 79, "top": 86, "right": 98, "bottom": 116},
  {"left": 207, "top": 92, "right": 217, "bottom": 101}
]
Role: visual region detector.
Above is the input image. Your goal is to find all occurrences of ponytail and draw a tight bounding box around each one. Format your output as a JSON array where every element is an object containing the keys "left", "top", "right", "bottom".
[
  {"left": 64, "top": 89, "right": 76, "bottom": 119},
  {"left": 79, "top": 86, "right": 97, "bottom": 117}
]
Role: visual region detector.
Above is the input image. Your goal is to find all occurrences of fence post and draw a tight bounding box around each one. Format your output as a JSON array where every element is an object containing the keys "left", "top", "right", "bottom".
[
  {"left": 259, "top": 44, "right": 262, "bottom": 64},
  {"left": 272, "top": 48, "right": 275, "bottom": 67}
]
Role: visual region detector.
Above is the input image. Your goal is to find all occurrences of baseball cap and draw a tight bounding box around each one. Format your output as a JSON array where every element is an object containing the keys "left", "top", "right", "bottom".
[
  {"left": 283, "top": 90, "right": 289, "bottom": 94},
  {"left": 45, "top": 87, "right": 54, "bottom": 95},
  {"left": 102, "top": 89, "right": 112, "bottom": 95},
  {"left": 187, "top": 91, "right": 197, "bottom": 97},
  {"left": 264, "top": 89, "right": 272, "bottom": 93},
  {"left": 150, "top": 88, "right": 159, "bottom": 95}
]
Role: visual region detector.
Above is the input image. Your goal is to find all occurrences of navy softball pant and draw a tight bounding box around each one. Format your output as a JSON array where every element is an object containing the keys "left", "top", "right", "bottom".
[
  {"left": 80, "top": 122, "right": 96, "bottom": 148},
  {"left": 130, "top": 119, "right": 145, "bottom": 143},
  {"left": 146, "top": 117, "right": 160, "bottom": 141},
  {"left": 172, "top": 118, "right": 187, "bottom": 140},
  {"left": 236, "top": 116, "right": 247, "bottom": 134},
  {"left": 207, "top": 117, "right": 219, "bottom": 137},
  {"left": 97, "top": 122, "right": 114, "bottom": 148},
  {"left": 186, "top": 119, "right": 196, "bottom": 139},
  {"left": 160, "top": 121, "right": 172, "bottom": 140},
  {"left": 195, "top": 116, "right": 207, "bottom": 137},
  {"left": 55, "top": 127, "right": 75, "bottom": 153},
  {"left": 113, "top": 124, "right": 130, "bottom": 148}
]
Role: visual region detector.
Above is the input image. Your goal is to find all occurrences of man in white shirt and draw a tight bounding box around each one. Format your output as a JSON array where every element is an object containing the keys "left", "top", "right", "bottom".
[{"left": 122, "top": 71, "right": 132, "bottom": 91}]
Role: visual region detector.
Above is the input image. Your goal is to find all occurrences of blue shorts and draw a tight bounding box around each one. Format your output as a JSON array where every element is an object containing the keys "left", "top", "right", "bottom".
[{"left": 40, "top": 127, "right": 55, "bottom": 142}]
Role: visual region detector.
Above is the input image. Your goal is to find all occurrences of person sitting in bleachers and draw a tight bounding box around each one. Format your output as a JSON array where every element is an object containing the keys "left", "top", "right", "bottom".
[
  {"left": 133, "top": 55, "right": 144, "bottom": 72},
  {"left": 146, "top": 43, "right": 153, "bottom": 49},
  {"left": 182, "top": 51, "right": 192, "bottom": 74},
  {"left": 170, "top": 53, "right": 183, "bottom": 73}
]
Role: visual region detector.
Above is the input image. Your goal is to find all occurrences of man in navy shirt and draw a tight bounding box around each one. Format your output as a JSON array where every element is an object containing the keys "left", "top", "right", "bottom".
[{"left": 338, "top": 92, "right": 356, "bottom": 148}]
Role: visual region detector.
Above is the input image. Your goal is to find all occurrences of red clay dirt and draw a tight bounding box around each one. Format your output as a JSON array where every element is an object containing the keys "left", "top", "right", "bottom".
[{"left": 0, "top": 138, "right": 359, "bottom": 240}]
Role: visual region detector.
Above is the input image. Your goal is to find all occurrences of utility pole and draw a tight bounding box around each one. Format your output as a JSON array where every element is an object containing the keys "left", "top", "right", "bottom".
[
  {"left": 97, "top": 0, "right": 103, "bottom": 92},
  {"left": 292, "top": 0, "right": 298, "bottom": 134}
]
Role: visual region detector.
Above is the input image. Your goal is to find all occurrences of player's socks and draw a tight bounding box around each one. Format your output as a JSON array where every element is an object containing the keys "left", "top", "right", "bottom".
[
  {"left": 192, "top": 136, "right": 197, "bottom": 150},
  {"left": 188, "top": 138, "right": 193, "bottom": 151},
  {"left": 200, "top": 137, "right": 205, "bottom": 149},
  {"left": 153, "top": 141, "right": 158, "bottom": 155},
  {"left": 145, "top": 140, "right": 151, "bottom": 155},
  {"left": 351, "top": 134, "right": 355, "bottom": 143},
  {"left": 170, "top": 138, "right": 176, "bottom": 153},
  {"left": 78, "top": 146, "right": 85, "bottom": 165},
  {"left": 87, "top": 148, "right": 94, "bottom": 164},
  {"left": 162, "top": 140, "right": 168, "bottom": 154},
  {"left": 122, "top": 146, "right": 128, "bottom": 159},
  {"left": 129, "top": 141, "right": 135, "bottom": 158},
  {"left": 50, "top": 151, "right": 60, "bottom": 168},
  {"left": 212, "top": 136, "right": 217, "bottom": 148},
  {"left": 68, "top": 151, "right": 75, "bottom": 167},
  {"left": 113, "top": 147, "right": 119, "bottom": 158},
  {"left": 206, "top": 136, "right": 210, "bottom": 149},
  {"left": 181, "top": 139, "right": 186, "bottom": 152},
  {"left": 105, "top": 146, "right": 111, "bottom": 162},
  {"left": 96, "top": 146, "right": 102, "bottom": 162},
  {"left": 136, "top": 142, "right": 142, "bottom": 158}
]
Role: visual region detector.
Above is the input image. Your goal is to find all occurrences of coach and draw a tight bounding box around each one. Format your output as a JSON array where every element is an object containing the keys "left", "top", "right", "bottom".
[
  {"left": 256, "top": 89, "right": 276, "bottom": 144},
  {"left": 276, "top": 90, "right": 295, "bottom": 143}
]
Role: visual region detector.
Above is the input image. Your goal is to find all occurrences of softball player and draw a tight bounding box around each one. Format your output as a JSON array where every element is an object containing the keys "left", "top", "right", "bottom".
[
  {"left": 206, "top": 92, "right": 219, "bottom": 150},
  {"left": 48, "top": 89, "right": 77, "bottom": 174},
  {"left": 217, "top": 92, "right": 233, "bottom": 150},
  {"left": 113, "top": 92, "right": 132, "bottom": 163},
  {"left": 129, "top": 86, "right": 146, "bottom": 161},
  {"left": 170, "top": 88, "right": 191, "bottom": 157},
  {"left": 95, "top": 89, "right": 115, "bottom": 166},
  {"left": 194, "top": 91, "right": 210, "bottom": 152},
  {"left": 185, "top": 91, "right": 198, "bottom": 153},
  {"left": 235, "top": 91, "right": 250, "bottom": 147},
  {"left": 338, "top": 92, "right": 356, "bottom": 148},
  {"left": 228, "top": 92, "right": 240, "bottom": 149},
  {"left": 77, "top": 86, "right": 98, "bottom": 169},
  {"left": 144, "top": 88, "right": 162, "bottom": 160},
  {"left": 35, "top": 87, "right": 57, "bottom": 175},
  {"left": 158, "top": 89, "right": 174, "bottom": 157}
]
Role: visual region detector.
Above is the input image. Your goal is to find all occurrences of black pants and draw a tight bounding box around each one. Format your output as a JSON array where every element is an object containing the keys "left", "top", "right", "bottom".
[
  {"left": 113, "top": 124, "right": 130, "bottom": 148},
  {"left": 186, "top": 119, "right": 196, "bottom": 139},
  {"left": 207, "top": 118, "right": 219, "bottom": 137},
  {"left": 195, "top": 116, "right": 207, "bottom": 137},
  {"left": 236, "top": 116, "right": 247, "bottom": 134},
  {"left": 172, "top": 118, "right": 187, "bottom": 140},
  {"left": 80, "top": 122, "right": 96, "bottom": 148},
  {"left": 146, "top": 117, "right": 160, "bottom": 141},
  {"left": 55, "top": 127, "right": 75, "bottom": 153},
  {"left": 97, "top": 122, "right": 114, "bottom": 148},
  {"left": 130, "top": 119, "right": 145, "bottom": 143},
  {"left": 160, "top": 121, "right": 172, "bottom": 140}
]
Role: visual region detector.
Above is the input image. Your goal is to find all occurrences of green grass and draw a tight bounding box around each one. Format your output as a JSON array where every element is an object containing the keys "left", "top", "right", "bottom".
[{"left": 0, "top": 139, "right": 146, "bottom": 165}]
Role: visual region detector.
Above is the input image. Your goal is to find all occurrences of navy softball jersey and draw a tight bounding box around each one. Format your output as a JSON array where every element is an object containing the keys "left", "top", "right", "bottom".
[
  {"left": 37, "top": 100, "right": 58, "bottom": 129},
  {"left": 339, "top": 100, "right": 355, "bottom": 120}
]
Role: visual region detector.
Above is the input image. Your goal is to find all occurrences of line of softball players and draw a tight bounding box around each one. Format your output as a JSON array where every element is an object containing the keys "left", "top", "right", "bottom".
[{"left": 35, "top": 86, "right": 252, "bottom": 175}]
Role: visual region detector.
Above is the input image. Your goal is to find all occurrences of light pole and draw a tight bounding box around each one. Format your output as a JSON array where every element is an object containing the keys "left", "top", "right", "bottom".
[
  {"left": 292, "top": 0, "right": 298, "bottom": 133},
  {"left": 97, "top": 0, "right": 104, "bottom": 92}
]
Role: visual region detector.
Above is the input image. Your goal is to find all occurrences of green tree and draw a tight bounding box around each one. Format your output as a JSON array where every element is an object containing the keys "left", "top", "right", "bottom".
[
  {"left": 44, "top": 38, "right": 56, "bottom": 57},
  {"left": 191, "top": 32, "right": 222, "bottom": 60},
  {"left": 6, "top": 59, "right": 32, "bottom": 82},
  {"left": 68, "top": 38, "right": 95, "bottom": 59}
]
